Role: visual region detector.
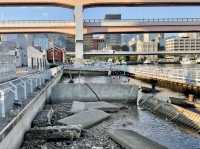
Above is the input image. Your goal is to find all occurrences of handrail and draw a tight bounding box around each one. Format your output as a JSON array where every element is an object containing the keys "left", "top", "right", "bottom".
[
  {"left": 0, "top": 20, "right": 73, "bottom": 24},
  {"left": 84, "top": 18, "right": 200, "bottom": 23},
  {"left": 0, "top": 18, "right": 199, "bottom": 24}
]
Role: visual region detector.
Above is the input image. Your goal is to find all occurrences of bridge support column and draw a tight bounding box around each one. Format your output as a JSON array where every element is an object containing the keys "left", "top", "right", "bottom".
[{"left": 75, "top": 5, "right": 84, "bottom": 59}]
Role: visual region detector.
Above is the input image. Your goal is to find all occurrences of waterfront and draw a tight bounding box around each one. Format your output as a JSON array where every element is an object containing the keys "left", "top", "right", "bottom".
[{"left": 20, "top": 75, "right": 200, "bottom": 149}]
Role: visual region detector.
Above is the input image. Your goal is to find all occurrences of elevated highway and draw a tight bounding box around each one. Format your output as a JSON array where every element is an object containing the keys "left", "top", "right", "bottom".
[
  {"left": 1, "top": 18, "right": 200, "bottom": 34},
  {"left": 65, "top": 50, "right": 200, "bottom": 56},
  {"left": 0, "top": 0, "right": 200, "bottom": 59},
  {"left": 0, "top": 20, "right": 75, "bottom": 34},
  {"left": 0, "top": 0, "right": 200, "bottom": 7}
]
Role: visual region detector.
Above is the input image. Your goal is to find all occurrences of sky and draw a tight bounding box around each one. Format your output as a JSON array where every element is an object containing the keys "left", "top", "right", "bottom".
[{"left": 0, "top": 6, "right": 200, "bottom": 20}]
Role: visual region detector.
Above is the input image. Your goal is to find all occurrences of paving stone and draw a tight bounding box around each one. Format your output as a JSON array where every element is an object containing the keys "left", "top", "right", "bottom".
[{"left": 58, "top": 109, "right": 110, "bottom": 129}]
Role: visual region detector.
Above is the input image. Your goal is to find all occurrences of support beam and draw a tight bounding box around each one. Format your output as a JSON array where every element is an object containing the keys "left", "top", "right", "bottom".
[{"left": 75, "top": 5, "right": 84, "bottom": 59}]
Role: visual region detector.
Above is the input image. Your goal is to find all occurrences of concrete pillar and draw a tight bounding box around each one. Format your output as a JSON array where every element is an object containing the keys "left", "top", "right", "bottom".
[
  {"left": 75, "top": 5, "right": 84, "bottom": 59},
  {"left": 62, "top": 49, "right": 65, "bottom": 63},
  {"left": 0, "top": 90, "right": 5, "bottom": 117}
]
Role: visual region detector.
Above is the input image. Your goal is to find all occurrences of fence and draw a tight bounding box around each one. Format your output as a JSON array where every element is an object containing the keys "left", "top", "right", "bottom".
[{"left": 0, "top": 66, "right": 62, "bottom": 118}]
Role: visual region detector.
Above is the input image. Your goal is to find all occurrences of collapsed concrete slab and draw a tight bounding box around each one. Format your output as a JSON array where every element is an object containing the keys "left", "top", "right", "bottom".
[
  {"left": 108, "top": 129, "right": 167, "bottom": 149},
  {"left": 25, "top": 125, "right": 82, "bottom": 141},
  {"left": 138, "top": 94, "right": 200, "bottom": 132},
  {"left": 58, "top": 109, "right": 110, "bottom": 129},
  {"left": 49, "top": 83, "right": 139, "bottom": 103},
  {"left": 70, "top": 101, "right": 121, "bottom": 113}
]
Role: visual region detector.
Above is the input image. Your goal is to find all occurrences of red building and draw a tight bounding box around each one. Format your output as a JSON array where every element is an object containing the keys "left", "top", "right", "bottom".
[{"left": 47, "top": 47, "right": 65, "bottom": 63}]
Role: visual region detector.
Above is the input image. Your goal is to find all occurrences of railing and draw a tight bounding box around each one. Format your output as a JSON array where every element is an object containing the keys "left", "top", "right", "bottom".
[
  {"left": 0, "top": 66, "right": 62, "bottom": 118},
  {"left": 0, "top": 20, "right": 73, "bottom": 24},
  {"left": 126, "top": 66, "right": 200, "bottom": 86},
  {"left": 64, "top": 64, "right": 200, "bottom": 86},
  {"left": 84, "top": 18, "right": 200, "bottom": 23},
  {"left": 0, "top": 18, "right": 199, "bottom": 24}
]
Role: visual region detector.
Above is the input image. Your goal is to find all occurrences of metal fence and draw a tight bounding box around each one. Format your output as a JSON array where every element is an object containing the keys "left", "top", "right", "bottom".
[{"left": 0, "top": 66, "right": 62, "bottom": 118}]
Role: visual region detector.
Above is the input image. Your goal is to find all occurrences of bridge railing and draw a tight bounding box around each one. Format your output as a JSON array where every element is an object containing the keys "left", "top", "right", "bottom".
[
  {"left": 130, "top": 66, "right": 200, "bottom": 85},
  {"left": 84, "top": 18, "right": 200, "bottom": 23},
  {"left": 0, "top": 20, "right": 73, "bottom": 24},
  {"left": 0, "top": 66, "right": 62, "bottom": 118},
  {"left": 64, "top": 64, "right": 200, "bottom": 86}
]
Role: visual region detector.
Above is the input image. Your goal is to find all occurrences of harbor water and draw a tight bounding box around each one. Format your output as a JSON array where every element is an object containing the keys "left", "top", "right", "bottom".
[{"left": 65, "top": 75, "right": 200, "bottom": 149}]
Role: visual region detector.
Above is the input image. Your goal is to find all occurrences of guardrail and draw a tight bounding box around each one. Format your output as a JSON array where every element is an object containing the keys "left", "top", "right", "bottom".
[
  {"left": 0, "top": 66, "right": 62, "bottom": 118},
  {"left": 0, "top": 20, "right": 73, "bottom": 24},
  {"left": 64, "top": 64, "right": 200, "bottom": 86},
  {"left": 84, "top": 18, "right": 200, "bottom": 23},
  {"left": 0, "top": 18, "right": 199, "bottom": 24}
]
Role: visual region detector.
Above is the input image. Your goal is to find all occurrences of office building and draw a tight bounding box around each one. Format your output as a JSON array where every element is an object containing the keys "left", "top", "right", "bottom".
[
  {"left": 104, "top": 14, "right": 122, "bottom": 48},
  {"left": 165, "top": 37, "right": 200, "bottom": 51}
]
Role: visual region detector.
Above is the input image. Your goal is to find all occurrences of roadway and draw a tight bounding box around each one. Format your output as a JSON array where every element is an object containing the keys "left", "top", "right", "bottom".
[
  {"left": 0, "top": 0, "right": 200, "bottom": 8},
  {"left": 1, "top": 18, "right": 200, "bottom": 34},
  {"left": 65, "top": 50, "right": 200, "bottom": 56}
]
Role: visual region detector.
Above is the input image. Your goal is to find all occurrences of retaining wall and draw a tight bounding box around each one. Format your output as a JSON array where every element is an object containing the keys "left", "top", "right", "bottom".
[
  {"left": 0, "top": 71, "right": 62, "bottom": 149},
  {"left": 50, "top": 83, "right": 139, "bottom": 103}
]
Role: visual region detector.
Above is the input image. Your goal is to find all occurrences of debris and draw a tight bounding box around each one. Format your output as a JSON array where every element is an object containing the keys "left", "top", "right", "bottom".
[
  {"left": 70, "top": 101, "right": 121, "bottom": 113},
  {"left": 58, "top": 110, "right": 110, "bottom": 129},
  {"left": 108, "top": 129, "right": 167, "bottom": 149},
  {"left": 170, "top": 96, "right": 200, "bottom": 108},
  {"left": 139, "top": 95, "right": 200, "bottom": 132},
  {"left": 25, "top": 125, "right": 82, "bottom": 141},
  {"left": 32, "top": 108, "right": 54, "bottom": 127}
]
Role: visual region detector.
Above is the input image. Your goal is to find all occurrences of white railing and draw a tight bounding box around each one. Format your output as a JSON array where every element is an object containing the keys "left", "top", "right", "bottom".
[
  {"left": 0, "top": 66, "right": 62, "bottom": 118},
  {"left": 64, "top": 64, "right": 200, "bottom": 86}
]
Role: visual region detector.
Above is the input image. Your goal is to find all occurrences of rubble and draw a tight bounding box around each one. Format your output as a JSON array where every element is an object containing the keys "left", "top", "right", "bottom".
[
  {"left": 25, "top": 125, "right": 82, "bottom": 141},
  {"left": 138, "top": 94, "right": 200, "bottom": 132},
  {"left": 108, "top": 129, "right": 167, "bottom": 149},
  {"left": 58, "top": 109, "right": 110, "bottom": 129},
  {"left": 32, "top": 108, "right": 54, "bottom": 127},
  {"left": 70, "top": 101, "right": 121, "bottom": 113}
]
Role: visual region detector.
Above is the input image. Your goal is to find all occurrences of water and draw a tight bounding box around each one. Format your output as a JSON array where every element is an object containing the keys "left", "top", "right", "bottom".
[
  {"left": 113, "top": 106, "right": 200, "bottom": 149},
  {"left": 65, "top": 75, "right": 200, "bottom": 149}
]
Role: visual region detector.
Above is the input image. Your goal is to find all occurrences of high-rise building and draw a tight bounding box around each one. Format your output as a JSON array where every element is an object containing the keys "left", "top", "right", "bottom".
[
  {"left": 104, "top": 14, "right": 122, "bottom": 48},
  {"left": 84, "top": 35, "right": 94, "bottom": 51},
  {"left": 33, "top": 34, "right": 49, "bottom": 50},
  {"left": 138, "top": 40, "right": 158, "bottom": 61},
  {"left": 142, "top": 33, "right": 165, "bottom": 50},
  {"left": 93, "top": 35, "right": 105, "bottom": 50},
  {"left": 121, "top": 34, "right": 136, "bottom": 45},
  {"left": 166, "top": 37, "right": 200, "bottom": 51}
]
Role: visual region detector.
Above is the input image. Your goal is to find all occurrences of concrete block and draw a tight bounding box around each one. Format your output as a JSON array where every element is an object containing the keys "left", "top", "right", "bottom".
[
  {"left": 108, "top": 129, "right": 167, "bottom": 149},
  {"left": 58, "top": 109, "right": 110, "bottom": 129},
  {"left": 71, "top": 101, "right": 120, "bottom": 113},
  {"left": 50, "top": 83, "right": 139, "bottom": 103}
]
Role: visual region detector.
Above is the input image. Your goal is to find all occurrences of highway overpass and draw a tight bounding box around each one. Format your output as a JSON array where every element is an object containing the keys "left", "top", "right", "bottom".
[
  {"left": 0, "top": 0, "right": 200, "bottom": 7},
  {"left": 65, "top": 50, "right": 200, "bottom": 56},
  {"left": 0, "top": 0, "right": 200, "bottom": 59},
  {"left": 1, "top": 18, "right": 200, "bottom": 34}
]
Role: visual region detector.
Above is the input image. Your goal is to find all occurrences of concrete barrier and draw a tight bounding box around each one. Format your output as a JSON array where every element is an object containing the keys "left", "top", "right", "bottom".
[
  {"left": 49, "top": 83, "right": 139, "bottom": 103},
  {"left": 0, "top": 71, "right": 62, "bottom": 149},
  {"left": 108, "top": 129, "right": 167, "bottom": 149}
]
